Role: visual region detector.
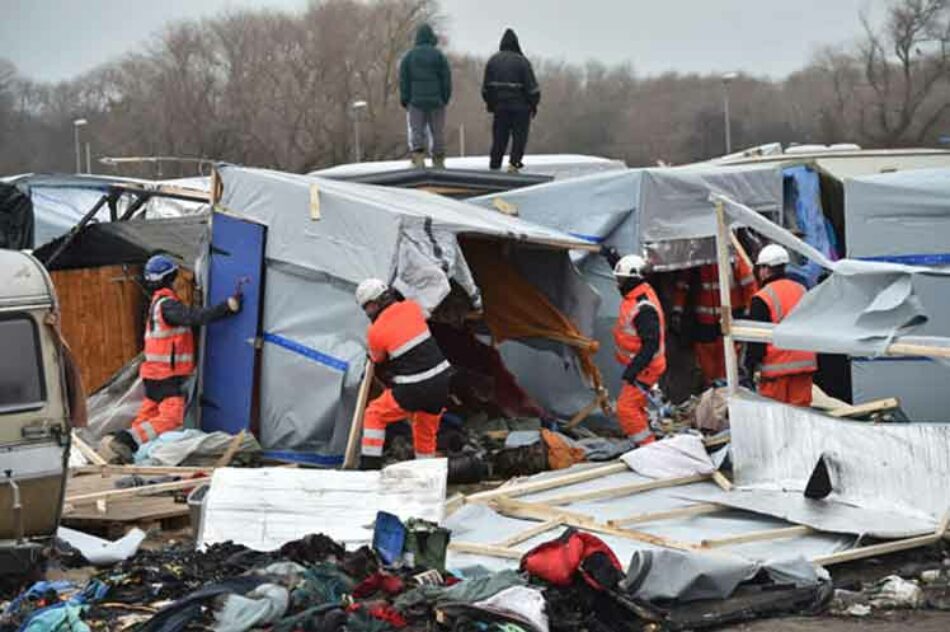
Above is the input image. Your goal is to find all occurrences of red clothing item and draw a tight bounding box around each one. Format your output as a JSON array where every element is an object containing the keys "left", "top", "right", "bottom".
[
  {"left": 616, "top": 382, "right": 656, "bottom": 446},
  {"left": 613, "top": 281, "right": 666, "bottom": 384},
  {"left": 753, "top": 279, "right": 817, "bottom": 379},
  {"left": 760, "top": 373, "right": 813, "bottom": 406},
  {"left": 130, "top": 394, "right": 185, "bottom": 444},
  {"left": 361, "top": 388, "right": 441, "bottom": 458}
]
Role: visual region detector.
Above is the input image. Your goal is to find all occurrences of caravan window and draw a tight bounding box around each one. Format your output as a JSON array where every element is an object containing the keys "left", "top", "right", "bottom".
[{"left": 0, "top": 315, "right": 46, "bottom": 414}]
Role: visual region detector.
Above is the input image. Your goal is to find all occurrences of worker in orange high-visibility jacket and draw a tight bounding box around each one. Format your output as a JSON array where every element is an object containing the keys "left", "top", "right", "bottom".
[
  {"left": 601, "top": 247, "right": 666, "bottom": 446},
  {"left": 671, "top": 258, "right": 757, "bottom": 385},
  {"left": 356, "top": 279, "right": 452, "bottom": 470},
  {"left": 744, "top": 244, "right": 817, "bottom": 406},
  {"left": 98, "top": 254, "right": 241, "bottom": 464}
]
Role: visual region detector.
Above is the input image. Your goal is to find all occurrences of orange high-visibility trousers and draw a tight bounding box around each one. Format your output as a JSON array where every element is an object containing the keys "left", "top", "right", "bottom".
[
  {"left": 361, "top": 389, "right": 441, "bottom": 459},
  {"left": 694, "top": 339, "right": 726, "bottom": 385},
  {"left": 616, "top": 382, "right": 656, "bottom": 446},
  {"left": 130, "top": 395, "right": 186, "bottom": 444},
  {"left": 759, "top": 373, "right": 813, "bottom": 406}
]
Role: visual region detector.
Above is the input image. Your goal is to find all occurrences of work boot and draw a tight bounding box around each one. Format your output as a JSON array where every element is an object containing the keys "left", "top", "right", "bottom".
[
  {"left": 432, "top": 154, "right": 446, "bottom": 169},
  {"left": 97, "top": 431, "right": 137, "bottom": 465},
  {"left": 507, "top": 163, "right": 522, "bottom": 174},
  {"left": 410, "top": 151, "right": 425, "bottom": 169}
]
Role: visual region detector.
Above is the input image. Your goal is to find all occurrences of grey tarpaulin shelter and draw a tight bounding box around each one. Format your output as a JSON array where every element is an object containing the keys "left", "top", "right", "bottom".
[
  {"left": 211, "top": 165, "right": 599, "bottom": 464},
  {"left": 466, "top": 164, "right": 783, "bottom": 415},
  {"left": 844, "top": 168, "right": 950, "bottom": 422}
]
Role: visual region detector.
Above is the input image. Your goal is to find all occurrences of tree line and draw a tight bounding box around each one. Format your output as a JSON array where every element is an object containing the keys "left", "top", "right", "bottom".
[{"left": 1, "top": 0, "right": 949, "bottom": 178}]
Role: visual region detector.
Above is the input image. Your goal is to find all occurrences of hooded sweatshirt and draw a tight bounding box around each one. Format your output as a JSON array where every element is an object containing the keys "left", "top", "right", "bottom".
[
  {"left": 399, "top": 23, "right": 452, "bottom": 111},
  {"left": 482, "top": 28, "right": 541, "bottom": 112}
]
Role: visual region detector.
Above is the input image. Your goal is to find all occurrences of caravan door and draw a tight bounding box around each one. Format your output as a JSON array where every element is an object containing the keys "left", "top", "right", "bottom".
[{"left": 201, "top": 212, "right": 266, "bottom": 434}]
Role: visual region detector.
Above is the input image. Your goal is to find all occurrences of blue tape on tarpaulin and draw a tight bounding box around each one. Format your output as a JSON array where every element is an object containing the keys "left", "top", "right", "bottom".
[
  {"left": 858, "top": 253, "right": 950, "bottom": 267},
  {"left": 261, "top": 450, "right": 345, "bottom": 466},
  {"left": 262, "top": 332, "right": 350, "bottom": 373},
  {"left": 569, "top": 232, "right": 606, "bottom": 244}
]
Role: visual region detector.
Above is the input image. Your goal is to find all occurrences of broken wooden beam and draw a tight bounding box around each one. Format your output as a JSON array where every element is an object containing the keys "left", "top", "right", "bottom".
[
  {"left": 538, "top": 473, "right": 710, "bottom": 507},
  {"left": 71, "top": 431, "right": 107, "bottom": 466},
  {"left": 828, "top": 398, "right": 900, "bottom": 419},
  {"left": 711, "top": 470, "right": 734, "bottom": 492},
  {"left": 499, "top": 519, "right": 563, "bottom": 547},
  {"left": 464, "top": 461, "right": 629, "bottom": 504},
  {"left": 608, "top": 503, "right": 724, "bottom": 527},
  {"left": 813, "top": 510, "right": 950, "bottom": 566},
  {"left": 701, "top": 525, "right": 813, "bottom": 548}
]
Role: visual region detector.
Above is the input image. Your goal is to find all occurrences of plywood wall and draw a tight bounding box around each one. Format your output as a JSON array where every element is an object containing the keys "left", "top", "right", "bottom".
[
  {"left": 51, "top": 265, "right": 145, "bottom": 393},
  {"left": 51, "top": 265, "right": 199, "bottom": 393}
]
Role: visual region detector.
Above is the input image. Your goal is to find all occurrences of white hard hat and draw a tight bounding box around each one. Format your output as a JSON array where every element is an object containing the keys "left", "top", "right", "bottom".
[
  {"left": 756, "top": 244, "right": 790, "bottom": 267},
  {"left": 613, "top": 254, "right": 648, "bottom": 278},
  {"left": 355, "top": 278, "right": 388, "bottom": 307}
]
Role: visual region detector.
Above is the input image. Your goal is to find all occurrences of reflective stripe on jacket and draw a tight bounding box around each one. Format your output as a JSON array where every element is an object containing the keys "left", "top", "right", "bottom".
[
  {"left": 141, "top": 288, "right": 196, "bottom": 380},
  {"left": 755, "top": 278, "right": 817, "bottom": 378},
  {"left": 613, "top": 282, "right": 667, "bottom": 383},
  {"left": 673, "top": 260, "right": 758, "bottom": 325},
  {"left": 368, "top": 299, "right": 450, "bottom": 388}
]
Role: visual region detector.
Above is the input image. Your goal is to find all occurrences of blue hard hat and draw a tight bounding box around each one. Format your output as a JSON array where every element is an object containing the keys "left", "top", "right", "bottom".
[{"left": 144, "top": 254, "right": 179, "bottom": 283}]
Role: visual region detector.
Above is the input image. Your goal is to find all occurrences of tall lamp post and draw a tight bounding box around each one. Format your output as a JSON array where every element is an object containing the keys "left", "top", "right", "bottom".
[
  {"left": 73, "top": 118, "right": 88, "bottom": 173},
  {"left": 721, "top": 72, "right": 738, "bottom": 155},
  {"left": 351, "top": 100, "right": 368, "bottom": 162}
]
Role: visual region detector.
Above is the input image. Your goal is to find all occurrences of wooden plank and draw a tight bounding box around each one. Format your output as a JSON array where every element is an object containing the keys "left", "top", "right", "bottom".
[
  {"left": 564, "top": 396, "right": 602, "bottom": 430},
  {"left": 214, "top": 430, "right": 246, "bottom": 467},
  {"left": 712, "top": 470, "right": 734, "bottom": 492},
  {"left": 71, "top": 465, "right": 215, "bottom": 476},
  {"left": 465, "top": 461, "right": 629, "bottom": 504},
  {"left": 714, "top": 199, "right": 740, "bottom": 392},
  {"left": 491, "top": 498, "right": 697, "bottom": 551},
  {"left": 499, "top": 519, "right": 562, "bottom": 547},
  {"left": 828, "top": 398, "right": 900, "bottom": 419},
  {"left": 71, "top": 431, "right": 107, "bottom": 466},
  {"left": 65, "top": 477, "right": 208, "bottom": 506},
  {"left": 448, "top": 541, "right": 523, "bottom": 560},
  {"left": 813, "top": 510, "right": 950, "bottom": 566},
  {"left": 343, "top": 362, "right": 375, "bottom": 470},
  {"left": 701, "top": 525, "right": 813, "bottom": 548},
  {"left": 538, "top": 474, "right": 710, "bottom": 507},
  {"left": 607, "top": 503, "right": 724, "bottom": 527},
  {"left": 703, "top": 434, "right": 731, "bottom": 449}
]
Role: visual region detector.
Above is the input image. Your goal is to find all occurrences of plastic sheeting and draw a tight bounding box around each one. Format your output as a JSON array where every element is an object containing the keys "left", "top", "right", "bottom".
[
  {"left": 729, "top": 392, "right": 950, "bottom": 528},
  {"left": 845, "top": 168, "right": 950, "bottom": 422},
  {"left": 218, "top": 166, "right": 594, "bottom": 456},
  {"left": 313, "top": 154, "right": 628, "bottom": 180},
  {"left": 199, "top": 460, "right": 447, "bottom": 551},
  {"left": 783, "top": 166, "right": 839, "bottom": 287}
]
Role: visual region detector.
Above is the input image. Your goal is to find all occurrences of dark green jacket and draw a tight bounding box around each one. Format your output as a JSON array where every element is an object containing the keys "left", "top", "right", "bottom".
[{"left": 399, "top": 24, "right": 452, "bottom": 111}]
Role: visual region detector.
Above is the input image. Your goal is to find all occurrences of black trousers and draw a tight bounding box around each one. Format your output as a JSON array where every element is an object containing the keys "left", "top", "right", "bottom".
[{"left": 490, "top": 108, "right": 531, "bottom": 169}]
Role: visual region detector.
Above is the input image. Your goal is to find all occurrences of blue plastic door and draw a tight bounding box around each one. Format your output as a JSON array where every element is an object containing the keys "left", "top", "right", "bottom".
[{"left": 201, "top": 212, "right": 266, "bottom": 433}]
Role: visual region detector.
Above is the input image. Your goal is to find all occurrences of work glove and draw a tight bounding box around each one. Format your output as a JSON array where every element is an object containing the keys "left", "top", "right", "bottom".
[{"left": 227, "top": 293, "right": 243, "bottom": 314}]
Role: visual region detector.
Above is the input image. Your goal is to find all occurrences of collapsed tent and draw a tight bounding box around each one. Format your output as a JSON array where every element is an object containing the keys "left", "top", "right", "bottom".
[
  {"left": 466, "top": 164, "right": 783, "bottom": 415},
  {"left": 206, "top": 165, "right": 602, "bottom": 463},
  {"left": 844, "top": 168, "right": 950, "bottom": 422}
]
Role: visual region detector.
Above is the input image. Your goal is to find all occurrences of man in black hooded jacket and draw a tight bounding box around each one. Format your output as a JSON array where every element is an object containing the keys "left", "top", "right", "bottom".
[{"left": 482, "top": 28, "right": 541, "bottom": 172}]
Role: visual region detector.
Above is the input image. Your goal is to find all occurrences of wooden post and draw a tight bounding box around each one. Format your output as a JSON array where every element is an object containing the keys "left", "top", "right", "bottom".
[
  {"left": 714, "top": 198, "right": 740, "bottom": 393},
  {"left": 71, "top": 431, "right": 107, "bottom": 466},
  {"left": 214, "top": 430, "right": 246, "bottom": 467},
  {"left": 464, "top": 461, "right": 629, "bottom": 504},
  {"left": 607, "top": 503, "right": 723, "bottom": 527},
  {"left": 342, "top": 361, "right": 374, "bottom": 470}
]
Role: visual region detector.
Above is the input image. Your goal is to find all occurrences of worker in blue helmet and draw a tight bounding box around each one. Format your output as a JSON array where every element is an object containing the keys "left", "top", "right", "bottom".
[{"left": 98, "top": 254, "right": 242, "bottom": 463}]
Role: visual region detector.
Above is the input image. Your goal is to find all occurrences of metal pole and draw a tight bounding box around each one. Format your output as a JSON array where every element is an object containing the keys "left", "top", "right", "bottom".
[
  {"left": 354, "top": 115, "right": 362, "bottom": 163},
  {"left": 459, "top": 124, "right": 466, "bottom": 157},
  {"left": 723, "top": 85, "right": 732, "bottom": 155},
  {"left": 74, "top": 126, "right": 81, "bottom": 173},
  {"left": 85, "top": 142, "right": 91, "bottom": 174},
  {"left": 714, "top": 198, "right": 740, "bottom": 393}
]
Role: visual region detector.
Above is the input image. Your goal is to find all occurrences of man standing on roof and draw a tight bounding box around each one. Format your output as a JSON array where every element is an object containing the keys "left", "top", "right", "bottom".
[
  {"left": 98, "top": 254, "right": 241, "bottom": 464},
  {"left": 601, "top": 247, "right": 666, "bottom": 446},
  {"left": 744, "top": 244, "right": 817, "bottom": 406},
  {"left": 482, "top": 28, "right": 541, "bottom": 173},
  {"left": 400, "top": 23, "right": 452, "bottom": 170},
  {"left": 671, "top": 258, "right": 757, "bottom": 386},
  {"left": 356, "top": 279, "right": 452, "bottom": 469}
]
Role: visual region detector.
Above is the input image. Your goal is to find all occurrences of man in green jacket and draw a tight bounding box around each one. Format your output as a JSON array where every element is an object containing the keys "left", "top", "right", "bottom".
[{"left": 399, "top": 23, "right": 452, "bottom": 169}]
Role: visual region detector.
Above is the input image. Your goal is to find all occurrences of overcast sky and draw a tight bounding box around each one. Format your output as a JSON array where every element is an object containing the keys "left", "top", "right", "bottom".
[{"left": 4, "top": 0, "right": 883, "bottom": 82}]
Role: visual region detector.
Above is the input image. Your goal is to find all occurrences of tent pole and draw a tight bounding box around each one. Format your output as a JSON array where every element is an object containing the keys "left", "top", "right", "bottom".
[
  {"left": 714, "top": 199, "right": 740, "bottom": 394},
  {"left": 343, "top": 360, "right": 374, "bottom": 469}
]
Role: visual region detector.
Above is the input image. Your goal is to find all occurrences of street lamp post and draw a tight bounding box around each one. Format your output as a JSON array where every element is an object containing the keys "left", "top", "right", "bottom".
[
  {"left": 73, "top": 118, "right": 88, "bottom": 173},
  {"left": 721, "top": 72, "right": 738, "bottom": 155},
  {"left": 351, "top": 100, "right": 368, "bottom": 162}
]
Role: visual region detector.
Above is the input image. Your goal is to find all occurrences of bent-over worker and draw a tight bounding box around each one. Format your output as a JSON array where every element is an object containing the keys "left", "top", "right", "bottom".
[
  {"left": 99, "top": 254, "right": 241, "bottom": 464},
  {"left": 744, "top": 244, "right": 817, "bottom": 406},
  {"left": 356, "top": 279, "right": 451, "bottom": 470},
  {"left": 602, "top": 248, "right": 667, "bottom": 446}
]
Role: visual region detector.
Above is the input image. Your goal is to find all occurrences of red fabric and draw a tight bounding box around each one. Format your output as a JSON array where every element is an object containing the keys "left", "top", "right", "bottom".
[
  {"left": 755, "top": 279, "right": 817, "bottom": 378},
  {"left": 141, "top": 288, "right": 195, "bottom": 380},
  {"left": 616, "top": 383, "right": 655, "bottom": 445},
  {"left": 366, "top": 299, "right": 429, "bottom": 364},
  {"left": 672, "top": 261, "right": 758, "bottom": 326},
  {"left": 760, "top": 373, "right": 813, "bottom": 406},
  {"left": 521, "top": 529, "right": 622, "bottom": 589},
  {"left": 352, "top": 572, "right": 406, "bottom": 599},
  {"left": 130, "top": 395, "right": 185, "bottom": 443},
  {"left": 613, "top": 281, "right": 667, "bottom": 384},
  {"left": 694, "top": 339, "right": 726, "bottom": 384},
  {"left": 362, "top": 389, "right": 441, "bottom": 457},
  {"left": 366, "top": 605, "right": 408, "bottom": 628}
]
